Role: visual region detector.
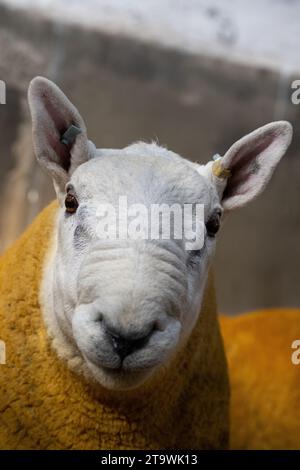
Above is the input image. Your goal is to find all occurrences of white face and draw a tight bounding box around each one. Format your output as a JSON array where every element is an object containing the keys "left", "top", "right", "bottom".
[
  {"left": 28, "top": 77, "right": 292, "bottom": 390},
  {"left": 51, "top": 146, "right": 221, "bottom": 390}
]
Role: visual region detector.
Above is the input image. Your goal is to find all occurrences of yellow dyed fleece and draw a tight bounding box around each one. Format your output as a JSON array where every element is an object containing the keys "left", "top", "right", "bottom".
[
  {"left": 221, "top": 309, "right": 300, "bottom": 450},
  {"left": 0, "top": 202, "right": 229, "bottom": 450}
]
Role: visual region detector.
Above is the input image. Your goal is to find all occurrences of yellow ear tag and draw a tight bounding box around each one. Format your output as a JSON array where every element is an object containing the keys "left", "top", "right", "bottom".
[{"left": 212, "top": 157, "right": 231, "bottom": 179}]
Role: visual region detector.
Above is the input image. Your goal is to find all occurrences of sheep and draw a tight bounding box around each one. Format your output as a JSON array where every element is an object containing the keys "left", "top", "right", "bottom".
[{"left": 0, "top": 76, "right": 293, "bottom": 450}]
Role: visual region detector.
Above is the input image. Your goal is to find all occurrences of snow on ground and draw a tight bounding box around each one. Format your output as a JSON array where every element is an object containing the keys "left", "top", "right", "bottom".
[{"left": 2, "top": 0, "right": 300, "bottom": 72}]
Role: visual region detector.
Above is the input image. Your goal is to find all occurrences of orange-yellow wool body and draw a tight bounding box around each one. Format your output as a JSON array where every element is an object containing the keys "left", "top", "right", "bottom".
[
  {"left": 220, "top": 310, "right": 300, "bottom": 449},
  {"left": 0, "top": 202, "right": 229, "bottom": 450}
]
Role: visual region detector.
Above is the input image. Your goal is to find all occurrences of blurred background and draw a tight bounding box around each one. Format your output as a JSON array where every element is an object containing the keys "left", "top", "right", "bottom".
[{"left": 0, "top": 0, "right": 299, "bottom": 314}]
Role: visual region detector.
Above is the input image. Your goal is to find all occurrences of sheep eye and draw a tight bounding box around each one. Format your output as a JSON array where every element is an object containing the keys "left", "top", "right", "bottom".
[
  {"left": 65, "top": 193, "right": 78, "bottom": 214},
  {"left": 206, "top": 211, "right": 221, "bottom": 237}
]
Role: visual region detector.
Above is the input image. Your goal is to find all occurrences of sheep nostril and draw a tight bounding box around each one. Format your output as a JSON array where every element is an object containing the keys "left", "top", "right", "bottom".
[
  {"left": 153, "top": 319, "right": 165, "bottom": 332},
  {"left": 106, "top": 328, "right": 153, "bottom": 361},
  {"left": 97, "top": 312, "right": 104, "bottom": 322}
]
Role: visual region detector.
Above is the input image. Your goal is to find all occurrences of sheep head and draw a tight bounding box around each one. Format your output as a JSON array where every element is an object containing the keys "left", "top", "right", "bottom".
[{"left": 28, "top": 77, "right": 292, "bottom": 391}]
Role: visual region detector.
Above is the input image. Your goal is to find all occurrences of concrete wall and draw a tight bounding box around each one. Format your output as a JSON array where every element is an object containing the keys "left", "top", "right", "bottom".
[{"left": 0, "top": 3, "right": 299, "bottom": 313}]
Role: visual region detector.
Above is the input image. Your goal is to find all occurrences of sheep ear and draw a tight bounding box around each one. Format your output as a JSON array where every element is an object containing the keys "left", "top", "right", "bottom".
[
  {"left": 212, "top": 121, "right": 293, "bottom": 210},
  {"left": 28, "top": 76, "right": 94, "bottom": 194}
]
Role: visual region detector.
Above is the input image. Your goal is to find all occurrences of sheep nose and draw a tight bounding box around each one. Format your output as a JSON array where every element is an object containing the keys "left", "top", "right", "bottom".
[{"left": 106, "top": 328, "right": 153, "bottom": 360}]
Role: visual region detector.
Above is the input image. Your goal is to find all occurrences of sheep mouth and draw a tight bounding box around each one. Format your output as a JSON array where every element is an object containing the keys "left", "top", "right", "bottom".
[
  {"left": 84, "top": 351, "right": 158, "bottom": 375},
  {"left": 101, "top": 362, "right": 155, "bottom": 374},
  {"left": 84, "top": 358, "right": 157, "bottom": 390},
  {"left": 81, "top": 350, "right": 163, "bottom": 389}
]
